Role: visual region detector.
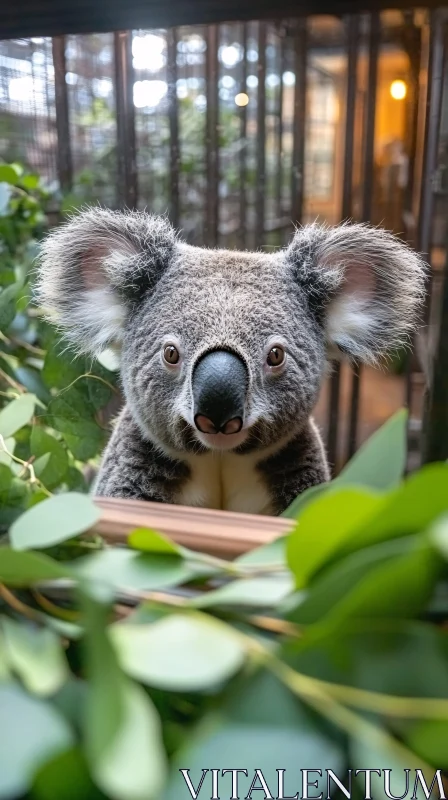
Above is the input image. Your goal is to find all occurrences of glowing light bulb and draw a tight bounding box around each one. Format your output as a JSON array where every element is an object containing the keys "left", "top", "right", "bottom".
[
  {"left": 235, "top": 92, "right": 249, "bottom": 107},
  {"left": 390, "top": 79, "right": 407, "bottom": 100}
]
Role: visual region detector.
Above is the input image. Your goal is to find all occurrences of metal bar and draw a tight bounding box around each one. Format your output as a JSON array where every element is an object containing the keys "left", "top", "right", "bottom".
[
  {"left": 255, "top": 21, "right": 267, "bottom": 245},
  {"left": 418, "top": 10, "right": 445, "bottom": 302},
  {"left": 291, "top": 18, "right": 307, "bottom": 227},
  {"left": 205, "top": 24, "right": 219, "bottom": 247},
  {"left": 326, "top": 15, "right": 359, "bottom": 471},
  {"left": 275, "top": 28, "right": 286, "bottom": 219},
  {"left": 167, "top": 27, "right": 180, "bottom": 228},
  {"left": 421, "top": 13, "right": 447, "bottom": 463},
  {"left": 345, "top": 11, "right": 379, "bottom": 462},
  {"left": 51, "top": 36, "right": 73, "bottom": 192},
  {"left": 239, "top": 22, "right": 248, "bottom": 248},
  {"left": 114, "top": 30, "right": 137, "bottom": 209},
  {"left": 423, "top": 233, "right": 448, "bottom": 463}
]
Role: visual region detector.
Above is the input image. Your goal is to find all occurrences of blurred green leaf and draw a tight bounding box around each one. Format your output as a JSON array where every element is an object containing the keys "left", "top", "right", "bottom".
[
  {"left": 287, "top": 488, "right": 384, "bottom": 588},
  {"left": 287, "top": 536, "right": 438, "bottom": 626},
  {"left": 283, "top": 409, "right": 407, "bottom": 519},
  {"left": 0, "top": 547, "right": 69, "bottom": 586},
  {"left": 0, "top": 164, "right": 21, "bottom": 185},
  {"left": 31, "top": 747, "right": 107, "bottom": 800},
  {"left": 0, "top": 282, "right": 19, "bottom": 330},
  {"left": 0, "top": 682, "right": 74, "bottom": 800},
  {"left": 73, "top": 548, "right": 209, "bottom": 591},
  {"left": 30, "top": 427, "right": 68, "bottom": 489},
  {"left": 111, "top": 614, "right": 246, "bottom": 691},
  {"left": 128, "top": 527, "right": 182, "bottom": 556},
  {"left": 10, "top": 492, "right": 100, "bottom": 550},
  {"left": 0, "top": 393, "right": 35, "bottom": 438},
  {"left": 1, "top": 617, "right": 68, "bottom": 696},
  {"left": 191, "top": 575, "right": 293, "bottom": 609},
  {"left": 82, "top": 586, "right": 168, "bottom": 800},
  {"left": 406, "top": 720, "right": 448, "bottom": 769},
  {"left": 236, "top": 535, "right": 286, "bottom": 567}
]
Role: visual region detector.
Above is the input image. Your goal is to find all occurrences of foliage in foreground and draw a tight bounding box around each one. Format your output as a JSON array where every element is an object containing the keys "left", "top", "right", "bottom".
[
  {"left": 0, "top": 162, "right": 118, "bottom": 530},
  {"left": 0, "top": 411, "right": 448, "bottom": 799}
]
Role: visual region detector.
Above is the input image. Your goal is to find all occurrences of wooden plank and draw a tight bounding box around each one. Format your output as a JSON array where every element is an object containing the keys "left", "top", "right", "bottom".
[{"left": 93, "top": 496, "right": 293, "bottom": 559}]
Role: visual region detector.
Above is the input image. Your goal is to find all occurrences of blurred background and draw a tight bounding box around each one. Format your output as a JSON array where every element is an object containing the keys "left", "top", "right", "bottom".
[{"left": 0, "top": 8, "right": 447, "bottom": 472}]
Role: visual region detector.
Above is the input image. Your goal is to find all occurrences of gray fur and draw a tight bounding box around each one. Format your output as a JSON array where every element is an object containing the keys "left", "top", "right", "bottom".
[{"left": 37, "top": 209, "right": 427, "bottom": 515}]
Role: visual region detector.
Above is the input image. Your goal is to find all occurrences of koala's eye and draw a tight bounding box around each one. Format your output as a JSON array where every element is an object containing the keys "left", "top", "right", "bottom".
[
  {"left": 163, "top": 344, "right": 180, "bottom": 365},
  {"left": 266, "top": 346, "right": 285, "bottom": 368}
]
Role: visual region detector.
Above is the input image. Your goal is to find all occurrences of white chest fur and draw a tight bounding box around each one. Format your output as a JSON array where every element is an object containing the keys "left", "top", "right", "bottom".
[{"left": 176, "top": 450, "right": 274, "bottom": 515}]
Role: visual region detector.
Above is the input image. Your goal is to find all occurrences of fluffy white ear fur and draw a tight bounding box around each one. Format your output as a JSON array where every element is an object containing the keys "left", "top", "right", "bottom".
[
  {"left": 37, "top": 207, "right": 176, "bottom": 356},
  {"left": 290, "top": 222, "right": 428, "bottom": 364}
]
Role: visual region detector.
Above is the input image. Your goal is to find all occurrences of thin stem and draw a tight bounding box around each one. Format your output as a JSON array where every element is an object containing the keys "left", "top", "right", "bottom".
[
  {"left": 0, "top": 368, "right": 25, "bottom": 394},
  {"left": 0, "top": 583, "right": 41, "bottom": 622},
  {"left": 0, "top": 435, "right": 52, "bottom": 497}
]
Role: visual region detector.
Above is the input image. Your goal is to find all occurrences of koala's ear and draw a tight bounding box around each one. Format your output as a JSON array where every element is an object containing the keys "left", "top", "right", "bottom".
[
  {"left": 286, "top": 222, "right": 427, "bottom": 363},
  {"left": 37, "top": 207, "right": 176, "bottom": 355}
]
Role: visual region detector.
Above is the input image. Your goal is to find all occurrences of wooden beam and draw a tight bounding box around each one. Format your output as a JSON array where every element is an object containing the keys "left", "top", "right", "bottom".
[{"left": 93, "top": 497, "right": 293, "bottom": 559}]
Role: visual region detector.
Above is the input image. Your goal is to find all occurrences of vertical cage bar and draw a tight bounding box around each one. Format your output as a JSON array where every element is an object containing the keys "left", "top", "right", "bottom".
[
  {"left": 255, "top": 21, "right": 267, "bottom": 245},
  {"left": 420, "top": 12, "right": 447, "bottom": 463},
  {"left": 239, "top": 22, "right": 248, "bottom": 248},
  {"left": 275, "top": 27, "right": 286, "bottom": 219},
  {"left": 114, "top": 31, "right": 137, "bottom": 209},
  {"left": 326, "top": 15, "right": 359, "bottom": 471},
  {"left": 167, "top": 27, "right": 180, "bottom": 228},
  {"left": 291, "top": 19, "right": 307, "bottom": 227},
  {"left": 205, "top": 24, "right": 219, "bottom": 248},
  {"left": 52, "top": 36, "right": 73, "bottom": 193},
  {"left": 345, "top": 11, "right": 380, "bottom": 462}
]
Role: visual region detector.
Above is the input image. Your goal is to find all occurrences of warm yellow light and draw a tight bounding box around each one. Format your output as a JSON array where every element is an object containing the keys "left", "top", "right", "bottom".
[
  {"left": 390, "top": 79, "right": 407, "bottom": 100},
  {"left": 235, "top": 92, "right": 249, "bottom": 107}
]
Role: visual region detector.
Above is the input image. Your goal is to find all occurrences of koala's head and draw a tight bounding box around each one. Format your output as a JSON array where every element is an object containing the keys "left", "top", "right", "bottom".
[{"left": 37, "top": 208, "right": 426, "bottom": 456}]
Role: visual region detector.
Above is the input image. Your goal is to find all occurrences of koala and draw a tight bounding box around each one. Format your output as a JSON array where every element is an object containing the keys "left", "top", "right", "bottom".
[{"left": 37, "top": 209, "right": 426, "bottom": 516}]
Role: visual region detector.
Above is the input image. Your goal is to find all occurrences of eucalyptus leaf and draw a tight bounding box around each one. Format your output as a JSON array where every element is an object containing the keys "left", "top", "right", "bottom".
[
  {"left": 82, "top": 586, "right": 168, "bottom": 800},
  {"left": 1, "top": 617, "right": 68, "bottom": 696},
  {"left": 74, "top": 548, "right": 209, "bottom": 591},
  {"left": 0, "top": 282, "right": 19, "bottom": 330},
  {"left": 191, "top": 575, "right": 293, "bottom": 608},
  {"left": 0, "top": 682, "right": 74, "bottom": 800},
  {"left": 0, "top": 393, "right": 35, "bottom": 438},
  {"left": 128, "top": 527, "right": 183, "bottom": 556},
  {"left": 286, "top": 488, "right": 384, "bottom": 588},
  {"left": 236, "top": 535, "right": 286, "bottom": 567},
  {"left": 0, "top": 547, "right": 69, "bottom": 586},
  {"left": 10, "top": 492, "right": 100, "bottom": 550},
  {"left": 30, "top": 427, "right": 68, "bottom": 489},
  {"left": 110, "top": 614, "right": 246, "bottom": 691}
]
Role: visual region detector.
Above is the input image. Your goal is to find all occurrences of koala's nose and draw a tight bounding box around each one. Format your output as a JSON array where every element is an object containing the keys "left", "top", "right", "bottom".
[{"left": 192, "top": 350, "right": 248, "bottom": 436}]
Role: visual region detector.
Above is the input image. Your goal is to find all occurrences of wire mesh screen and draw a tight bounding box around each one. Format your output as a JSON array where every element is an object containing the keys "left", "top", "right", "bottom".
[{"left": 0, "top": 37, "right": 57, "bottom": 184}]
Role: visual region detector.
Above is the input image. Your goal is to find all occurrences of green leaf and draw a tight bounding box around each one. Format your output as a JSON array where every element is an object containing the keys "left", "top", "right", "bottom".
[
  {"left": 287, "top": 536, "right": 438, "bottom": 626},
  {"left": 0, "top": 393, "right": 35, "bottom": 438},
  {"left": 0, "top": 682, "right": 74, "bottom": 799},
  {"left": 74, "top": 548, "right": 208, "bottom": 591},
  {"left": 15, "top": 367, "right": 51, "bottom": 405},
  {"left": 339, "top": 463, "right": 448, "bottom": 557},
  {"left": 110, "top": 614, "right": 246, "bottom": 691},
  {"left": 0, "top": 547, "right": 69, "bottom": 586},
  {"left": 47, "top": 390, "right": 105, "bottom": 460},
  {"left": 0, "top": 282, "right": 19, "bottom": 330},
  {"left": 10, "top": 492, "right": 100, "bottom": 551},
  {"left": 2, "top": 618, "right": 68, "bottom": 696},
  {"left": 30, "top": 427, "right": 68, "bottom": 489},
  {"left": 406, "top": 720, "right": 448, "bottom": 769},
  {"left": 284, "top": 620, "right": 448, "bottom": 699},
  {"left": 22, "top": 173, "right": 39, "bottom": 190},
  {"left": 128, "top": 527, "right": 182, "bottom": 556},
  {"left": 191, "top": 575, "right": 293, "bottom": 609},
  {"left": 164, "top": 671, "right": 343, "bottom": 800},
  {"left": 338, "top": 407, "right": 407, "bottom": 489},
  {"left": 282, "top": 409, "right": 407, "bottom": 519},
  {"left": 286, "top": 488, "right": 384, "bottom": 588},
  {"left": 31, "top": 747, "right": 107, "bottom": 800},
  {"left": 236, "top": 535, "right": 286, "bottom": 567},
  {"left": 82, "top": 587, "right": 168, "bottom": 800},
  {"left": 0, "top": 164, "right": 21, "bottom": 185}
]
